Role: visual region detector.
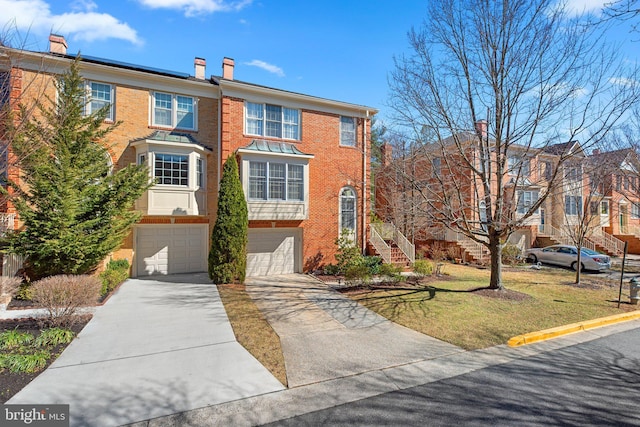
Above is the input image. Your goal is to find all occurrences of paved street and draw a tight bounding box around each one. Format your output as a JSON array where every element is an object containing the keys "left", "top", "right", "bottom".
[{"left": 265, "top": 327, "right": 640, "bottom": 426}]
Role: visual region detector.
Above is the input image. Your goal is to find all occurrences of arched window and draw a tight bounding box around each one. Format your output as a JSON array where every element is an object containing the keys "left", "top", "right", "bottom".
[{"left": 340, "top": 187, "right": 357, "bottom": 238}]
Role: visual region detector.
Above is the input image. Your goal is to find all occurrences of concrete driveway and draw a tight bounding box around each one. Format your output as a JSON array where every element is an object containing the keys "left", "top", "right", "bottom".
[
  {"left": 8, "top": 273, "right": 284, "bottom": 427},
  {"left": 245, "top": 274, "right": 463, "bottom": 387}
]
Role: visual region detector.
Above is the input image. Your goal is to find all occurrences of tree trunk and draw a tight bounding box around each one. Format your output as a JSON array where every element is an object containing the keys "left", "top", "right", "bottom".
[{"left": 488, "top": 236, "right": 504, "bottom": 290}]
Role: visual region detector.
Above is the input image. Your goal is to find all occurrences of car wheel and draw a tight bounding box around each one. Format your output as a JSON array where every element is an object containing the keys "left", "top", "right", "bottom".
[
  {"left": 571, "top": 262, "right": 585, "bottom": 272},
  {"left": 527, "top": 254, "right": 537, "bottom": 263}
]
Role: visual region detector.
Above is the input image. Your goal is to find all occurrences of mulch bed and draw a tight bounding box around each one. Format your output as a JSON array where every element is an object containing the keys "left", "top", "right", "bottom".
[{"left": 0, "top": 315, "right": 92, "bottom": 403}]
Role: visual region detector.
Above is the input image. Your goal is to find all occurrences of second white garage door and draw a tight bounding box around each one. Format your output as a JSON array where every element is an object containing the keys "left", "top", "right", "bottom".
[
  {"left": 247, "top": 228, "right": 301, "bottom": 276},
  {"left": 135, "top": 225, "right": 208, "bottom": 276}
]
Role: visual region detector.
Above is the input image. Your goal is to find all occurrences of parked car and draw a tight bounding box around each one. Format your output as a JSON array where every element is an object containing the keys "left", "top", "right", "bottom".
[{"left": 524, "top": 244, "right": 611, "bottom": 272}]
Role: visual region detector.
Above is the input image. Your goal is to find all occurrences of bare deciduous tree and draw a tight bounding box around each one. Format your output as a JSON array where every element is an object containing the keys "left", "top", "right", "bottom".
[{"left": 386, "top": 0, "right": 639, "bottom": 290}]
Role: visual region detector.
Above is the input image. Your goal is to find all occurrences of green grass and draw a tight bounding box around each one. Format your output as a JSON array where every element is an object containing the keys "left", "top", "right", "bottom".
[{"left": 346, "top": 263, "right": 635, "bottom": 350}]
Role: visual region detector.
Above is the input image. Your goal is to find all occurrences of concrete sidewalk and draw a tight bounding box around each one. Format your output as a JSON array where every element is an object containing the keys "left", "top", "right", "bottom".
[
  {"left": 244, "top": 274, "right": 463, "bottom": 387},
  {"left": 8, "top": 273, "right": 284, "bottom": 427}
]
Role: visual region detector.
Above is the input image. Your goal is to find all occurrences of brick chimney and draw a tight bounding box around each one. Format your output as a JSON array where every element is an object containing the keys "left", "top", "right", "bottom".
[
  {"left": 194, "top": 57, "right": 206, "bottom": 80},
  {"left": 222, "top": 57, "right": 234, "bottom": 80},
  {"left": 381, "top": 143, "right": 393, "bottom": 167},
  {"left": 475, "top": 120, "right": 488, "bottom": 139},
  {"left": 49, "top": 34, "right": 67, "bottom": 55},
  {"left": 593, "top": 149, "right": 600, "bottom": 155}
]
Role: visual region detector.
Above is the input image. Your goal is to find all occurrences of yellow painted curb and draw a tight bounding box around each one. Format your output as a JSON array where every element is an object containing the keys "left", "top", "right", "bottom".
[{"left": 507, "top": 310, "right": 640, "bottom": 347}]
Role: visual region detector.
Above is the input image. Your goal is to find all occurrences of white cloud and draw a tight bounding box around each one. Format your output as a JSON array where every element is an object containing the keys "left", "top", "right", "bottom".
[
  {"left": 137, "top": 0, "right": 252, "bottom": 17},
  {"left": 0, "top": 0, "right": 142, "bottom": 45},
  {"left": 563, "top": 0, "right": 607, "bottom": 16},
  {"left": 610, "top": 76, "right": 639, "bottom": 87},
  {"left": 244, "top": 59, "right": 285, "bottom": 77}
]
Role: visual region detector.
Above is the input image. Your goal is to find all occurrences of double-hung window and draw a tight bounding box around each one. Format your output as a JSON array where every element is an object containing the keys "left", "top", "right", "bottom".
[
  {"left": 0, "top": 71, "right": 10, "bottom": 110},
  {"left": 248, "top": 161, "right": 304, "bottom": 201},
  {"left": 153, "top": 92, "right": 195, "bottom": 130},
  {"left": 565, "top": 195, "right": 582, "bottom": 216},
  {"left": 633, "top": 203, "right": 640, "bottom": 219},
  {"left": 155, "top": 153, "right": 189, "bottom": 186},
  {"left": 245, "top": 102, "right": 300, "bottom": 140},
  {"left": 516, "top": 190, "right": 539, "bottom": 214},
  {"left": 87, "top": 81, "right": 114, "bottom": 120},
  {"left": 340, "top": 116, "right": 356, "bottom": 146}
]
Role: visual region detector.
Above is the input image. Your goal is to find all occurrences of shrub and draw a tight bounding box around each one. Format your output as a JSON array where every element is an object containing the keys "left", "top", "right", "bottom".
[
  {"left": 99, "top": 259, "right": 130, "bottom": 297},
  {"left": 344, "top": 264, "right": 371, "bottom": 285},
  {"left": 14, "top": 283, "right": 33, "bottom": 301},
  {"left": 0, "top": 276, "right": 22, "bottom": 297},
  {"left": 428, "top": 242, "right": 448, "bottom": 262},
  {"left": 362, "top": 256, "right": 382, "bottom": 275},
  {"left": 323, "top": 264, "right": 340, "bottom": 276},
  {"left": 32, "top": 275, "right": 101, "bottom": 327},
  {"left": 502, "top": 243, "right": 522, "bottom": 265},
  {"left": 413, "top": 260, "right": 434, "bottom": 277},
  {"left": 335, "top": 231, "right": 364, "bottom": 273},
  {"left": 379, "top": 263, "right": 403, "bottom": 283}
]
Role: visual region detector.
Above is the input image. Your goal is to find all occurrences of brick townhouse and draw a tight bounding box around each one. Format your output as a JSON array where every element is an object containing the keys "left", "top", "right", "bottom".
[
  {"left": 0, "top": 34, "right": 376, "bottom": 277},
  {"left": 374, "top": 125, "right": 628, "bottom": 262}
]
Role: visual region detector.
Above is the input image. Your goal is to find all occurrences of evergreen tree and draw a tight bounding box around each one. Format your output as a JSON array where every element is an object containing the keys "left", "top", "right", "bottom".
[
  {"left": 209, "top": 155, "right": 248, "bottom": 284},
  {"left": 5, "top": 57, "right": 152, "bottom": 278}
]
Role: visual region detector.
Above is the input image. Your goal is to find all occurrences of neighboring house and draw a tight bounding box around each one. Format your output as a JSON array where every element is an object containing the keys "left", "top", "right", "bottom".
[
  {"left": 0, "top": 34, "right": 377, "bottom": 277},
  {"left": 589, "top": 148, "right": 640, "bottom": 253},
  {"left": 374, "top": 124, "right": 627, "bottom": 262}
]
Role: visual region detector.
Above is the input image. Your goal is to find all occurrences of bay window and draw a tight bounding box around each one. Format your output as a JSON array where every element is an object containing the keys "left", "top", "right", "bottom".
[{"left": 249, "top": 161, "right": 304, "bottom": 201}]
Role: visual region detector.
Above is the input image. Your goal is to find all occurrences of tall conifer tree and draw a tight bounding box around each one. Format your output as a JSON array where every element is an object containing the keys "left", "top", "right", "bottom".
[
  {"left": 209, "top": 155, "right": 248, "bottom": 284},
  {"left": 5, "top": 57, "right": 152, "bottom": 278}
]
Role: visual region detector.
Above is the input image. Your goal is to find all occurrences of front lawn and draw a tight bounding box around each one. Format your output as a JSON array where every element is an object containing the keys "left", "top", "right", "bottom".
[{"left": 339, "top": 263, "right": 637, "bottom": 350}]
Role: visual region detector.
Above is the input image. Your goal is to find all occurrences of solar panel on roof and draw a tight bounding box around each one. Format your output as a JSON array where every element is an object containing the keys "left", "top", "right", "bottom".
[{"left": 74, "top": 54, "right": 190, "bottom": 79}]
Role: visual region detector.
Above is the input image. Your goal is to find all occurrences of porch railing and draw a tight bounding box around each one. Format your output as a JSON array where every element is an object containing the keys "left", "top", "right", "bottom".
[
  {"left": 370, "top": 223, "right": 415, "bottom": 264},
  {"left": 368, "top": 224, "right": 391, "bottom": 264}
]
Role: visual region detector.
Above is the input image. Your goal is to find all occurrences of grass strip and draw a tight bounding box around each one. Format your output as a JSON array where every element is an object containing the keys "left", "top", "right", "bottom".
[{"left": 217, "top": 283, "right": 288, "bottom": 387}]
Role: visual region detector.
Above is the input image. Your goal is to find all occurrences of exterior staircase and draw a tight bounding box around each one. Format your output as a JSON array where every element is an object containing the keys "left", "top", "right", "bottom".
[
  {"left": 425, "top": 227, "right": 490, "bottom": 264},
  {"left": 537, "top": 224, "right": 624, "bottom": 257},
  {"left": 368, "top": 223, "right": 415, "bottom": 267}
]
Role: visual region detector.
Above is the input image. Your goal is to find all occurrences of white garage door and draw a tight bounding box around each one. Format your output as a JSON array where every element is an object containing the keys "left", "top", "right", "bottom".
[
  {"left": 247, "top": 228, "right": 301, "bottom": 276},
  {"left": 136, "top": 225, "right": 208, "bottom": 276}
]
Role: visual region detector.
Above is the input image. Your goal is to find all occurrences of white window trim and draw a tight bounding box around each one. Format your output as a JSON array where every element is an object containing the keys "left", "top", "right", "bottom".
[
  {"left": 151, "top": 91, "right": 197, "bottom": 131},
  {"left": 340, "top": 116, "right": 357, "bottom": 147},
  {"left": 244, "top": 101, "right": 300, "bottom": 141},
  {"left": 247, "top": 160, "right": 304, "bottom": 201},
  {"left": 86, "top": 80, "right": 115, "bottom": 121},
  {"left": 339, "top": 186, "right": 357, "bottom": 238}
]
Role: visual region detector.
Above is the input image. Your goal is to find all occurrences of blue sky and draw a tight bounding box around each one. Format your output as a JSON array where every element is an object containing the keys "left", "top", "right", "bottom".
[{"left": 0, "top": 0, "right": 638, "bottom": 125}]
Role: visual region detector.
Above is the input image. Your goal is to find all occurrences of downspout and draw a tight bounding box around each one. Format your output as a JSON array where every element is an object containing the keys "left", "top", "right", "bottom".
[
  {"left": 217, "top": 89, "right": 222, "bottom": 183},
  {"left": 362, "top": 111, "right": 369, "bottom": 254}
]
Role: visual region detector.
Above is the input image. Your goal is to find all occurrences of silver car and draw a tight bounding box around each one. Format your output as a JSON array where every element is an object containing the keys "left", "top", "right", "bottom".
[{"left": 524, "top": 244, "right": 611, "bottom": 272}]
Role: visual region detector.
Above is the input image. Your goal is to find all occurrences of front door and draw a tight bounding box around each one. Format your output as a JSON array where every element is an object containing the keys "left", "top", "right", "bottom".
[{"left": 620, "top": 204, "right": 628, "bottom": 234}]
